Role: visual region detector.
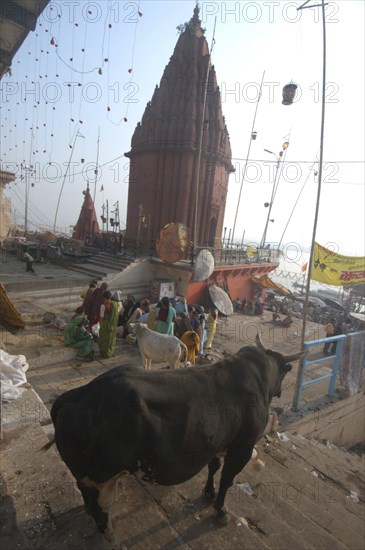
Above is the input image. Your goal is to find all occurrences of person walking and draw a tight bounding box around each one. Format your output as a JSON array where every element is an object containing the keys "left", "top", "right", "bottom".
[
  {"left": 24, "top": 251, "right": 35, "bottom": 273},
  {"left": 323, "top": 317, "right": 336, "bottom": 355},
  {"left": 329, "top": 318, "right": 343, "bottom": 355},
  {"left": 98, "top": 290, "right": 119, "bottom": 358},
  {"left": 205, "top": 308, "right": 218, "bottom": 350}
]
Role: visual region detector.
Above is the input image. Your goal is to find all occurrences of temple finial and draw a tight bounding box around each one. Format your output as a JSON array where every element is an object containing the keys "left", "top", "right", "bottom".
[{"left": 193, "top": 2, "right": 200, "bottom": 24}]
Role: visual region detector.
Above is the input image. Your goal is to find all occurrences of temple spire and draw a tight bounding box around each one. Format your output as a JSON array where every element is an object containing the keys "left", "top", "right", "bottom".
[
  {"left": 124, "top": 6, "right": 233, "bottom": 246},
  {"left": 72, "top": 185, "right": 100, "bottom": 241},
  {"left": 189, "top": 3, "right": 203, "bottom": 36},
  {"left": 192, "top": 3, "right": 201, "bottom": 25}
]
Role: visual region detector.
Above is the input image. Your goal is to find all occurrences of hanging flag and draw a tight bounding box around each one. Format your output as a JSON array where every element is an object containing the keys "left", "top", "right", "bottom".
[
  {"left": 100, "top": 185, "right": 104, "bottom": 192},
  {"left": 310, "top": 243, "right": 365, "bottom": 286},
  {"left": 301, "top": 262, "right": 308, "bottom": 272}
]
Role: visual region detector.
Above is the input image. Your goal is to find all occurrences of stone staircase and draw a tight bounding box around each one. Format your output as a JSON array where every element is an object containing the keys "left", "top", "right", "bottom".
[
  {"left": 113, "top": 432, "right": 363, "bottom": 550},
  {"left": 1, "top": 273, "right": 364, "bottom": 549},
  {"left": 4, "top": 253, "right": 135, "bottom": 323},
  {"left": 1, "top": 390, "right": 110, "bottom": 550},
  {"left": 1, "top": 381, "right": 363, "bottom": 549},
  {"left": 65, "top": 252, "right": 134, "bottom": 279}
]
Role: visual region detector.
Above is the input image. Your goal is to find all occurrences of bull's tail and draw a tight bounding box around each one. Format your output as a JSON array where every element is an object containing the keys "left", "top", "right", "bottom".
[
  {"left": 40, "top": 437, "right": 55, "bottom": 452},
  {"left": 179, "top": 341, "right": 188, "bottom": 366}
]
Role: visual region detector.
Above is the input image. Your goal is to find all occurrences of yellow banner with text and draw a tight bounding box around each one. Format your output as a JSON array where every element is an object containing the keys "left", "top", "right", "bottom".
[{"left": 310, "top": 243, "right": 365, "bottom": 287}]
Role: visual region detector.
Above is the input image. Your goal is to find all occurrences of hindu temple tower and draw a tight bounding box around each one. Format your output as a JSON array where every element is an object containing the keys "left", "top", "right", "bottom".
[{"left": 124, "top": 6, "right": 234, "bottom": 246}]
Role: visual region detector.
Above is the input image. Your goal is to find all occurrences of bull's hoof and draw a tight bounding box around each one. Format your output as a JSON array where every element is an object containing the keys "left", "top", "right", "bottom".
[
  {"left": 203, "top": 488, "right": 216, "bottom": 502},
  {"left": 214, "top": 509, "right": 230, "bottom": 526}
]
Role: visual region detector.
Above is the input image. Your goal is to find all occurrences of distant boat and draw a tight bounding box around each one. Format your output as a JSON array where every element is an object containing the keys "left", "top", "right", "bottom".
[
  {"left": 293, "top": 294, "right": 327, "bottom": 308},
  {"left": 322, "top": 297, "right": 346, "bottom": 311}
]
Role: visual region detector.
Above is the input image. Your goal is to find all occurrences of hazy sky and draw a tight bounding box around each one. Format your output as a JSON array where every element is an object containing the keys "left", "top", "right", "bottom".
[{"left": 1, "top": 0, "right": 364, "bottom": 256}]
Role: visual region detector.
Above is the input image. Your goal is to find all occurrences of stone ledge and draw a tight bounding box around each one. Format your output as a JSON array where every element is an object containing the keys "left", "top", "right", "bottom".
[{"left": 1, "top": 398, "right": 109, "bottom": 550}]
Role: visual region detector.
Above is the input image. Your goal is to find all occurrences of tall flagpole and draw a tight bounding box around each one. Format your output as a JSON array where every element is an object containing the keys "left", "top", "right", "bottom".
[
  {"left": 293, "top": 0, "right": 328, "bottom": 409},
  {"left": 230, "top": 70, "right": 265, "bottom": 248},
  {"left": 278, "top": 159, "right": 317, "bottom": 250},
  {"left": 93, "top": 126, "right": 100, "bottom": 203},
  {"left": 192, "top": 17, "right": 217, "bottom": 258},
  {"left": 53, "top": 128, "right": 84, "bottom": 232}
]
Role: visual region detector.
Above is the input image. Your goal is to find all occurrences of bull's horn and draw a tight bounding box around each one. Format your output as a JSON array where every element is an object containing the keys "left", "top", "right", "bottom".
[
  {"left": 282, "top": 350, "right": 307, "bottom": 363},
  {"left": 256, "top": 333, "right": 306, "bottom": 363},
  {"left": 255, "top": 333, "right": 266, "bottom": 351}
]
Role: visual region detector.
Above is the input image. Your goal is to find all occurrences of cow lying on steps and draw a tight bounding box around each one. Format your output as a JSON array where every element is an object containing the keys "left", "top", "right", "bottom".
[
  {"left": 42, "top": 334, "right": 303, "bottom": 549},
  {"left": 131, "top": 322, "right": 188, "bottom": 369}
]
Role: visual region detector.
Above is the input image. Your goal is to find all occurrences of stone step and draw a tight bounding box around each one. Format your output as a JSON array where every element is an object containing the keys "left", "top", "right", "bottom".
[
  {"left": 4, "top": 276, "right": 92, "bottom": 294},
  {"left": 309, "top": 436, "right": 364, "bottom": 479},
  {"left": 9, "top": 285, "right": 87, "bottom": 302},
  {"left": 287, "top": 434, "right": 365, "bottom": 503},
  {"left": 65, "top": 264, "right": 108, "bottom": 278},
  {"left": 263, "top": 438, "right": 364, "bottom": 524},
  {"left": 114, "top": 473, "right": 270, "bottom": 549},
  {"left": 243, "top": 439, "right": 364, "bottom": 549},
  {"left": 0, "top": 394, "right": 109, "bottom": 550},
  {"left": 84, "top": 257, "right": 132, "bottom": 271}
]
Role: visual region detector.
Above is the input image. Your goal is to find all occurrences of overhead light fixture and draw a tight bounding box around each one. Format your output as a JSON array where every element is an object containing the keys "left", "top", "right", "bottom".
[{"left": 282, "top": 82, "right": 298, "bottom": 105}]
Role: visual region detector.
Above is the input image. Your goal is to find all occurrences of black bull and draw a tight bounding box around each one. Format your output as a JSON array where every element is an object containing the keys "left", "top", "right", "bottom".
[{"left": 43, "top": 336, "right": 302, "bottom": 546}]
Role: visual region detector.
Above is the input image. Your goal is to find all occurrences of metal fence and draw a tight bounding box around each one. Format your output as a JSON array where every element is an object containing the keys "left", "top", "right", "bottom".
[
  {"left": 120, "top": 239, "right": 277, "bottom": 266},
  {"left": 294, "top": 334, "right": 347, "bottom": 410}
]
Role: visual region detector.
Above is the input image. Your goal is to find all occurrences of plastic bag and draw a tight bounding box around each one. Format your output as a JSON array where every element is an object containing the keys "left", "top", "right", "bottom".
[
  {"left": 0, "top": 349, "right": 29, "bottom": 402},
  {"left": 92, "top": 323, "right": 100, "bottom": 338}
]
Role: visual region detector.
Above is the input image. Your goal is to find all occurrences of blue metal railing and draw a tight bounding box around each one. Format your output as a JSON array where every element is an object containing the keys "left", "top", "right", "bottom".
[{"left": 294, "top": 334, "right": 347, "bottom": 410}]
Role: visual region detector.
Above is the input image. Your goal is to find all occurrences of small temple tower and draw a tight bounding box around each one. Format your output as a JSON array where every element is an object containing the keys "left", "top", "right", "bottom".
[
  {"left": 73, "top": 184, "right": 99, "bottom": 241},
  {"left": 125, "top": 6, "right": 234, "bottom": 246}
]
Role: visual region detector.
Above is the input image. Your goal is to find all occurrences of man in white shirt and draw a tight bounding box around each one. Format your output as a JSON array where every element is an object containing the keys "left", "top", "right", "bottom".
[{"left": 24, "top": 251, "right": 35, "bottom": 273}]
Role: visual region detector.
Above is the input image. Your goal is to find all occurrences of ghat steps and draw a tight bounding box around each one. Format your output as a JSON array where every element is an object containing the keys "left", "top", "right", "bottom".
[
  {"left": 1, "top": 382, "right": 363, "bottom": 550},
  {"left": 1, "top": 337, "right": 363, "bottom": 550}
]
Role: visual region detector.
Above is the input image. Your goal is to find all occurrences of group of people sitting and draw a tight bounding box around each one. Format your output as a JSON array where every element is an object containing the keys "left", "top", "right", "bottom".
[
  {"left": 63, "top": 283, "right": 219, "bottom": 365},
  {"left": 232, "top": 295, "right": 265, "bottom": 316},
  {"left": 64, "top": 281, "right": 121, "bottom": 361}
]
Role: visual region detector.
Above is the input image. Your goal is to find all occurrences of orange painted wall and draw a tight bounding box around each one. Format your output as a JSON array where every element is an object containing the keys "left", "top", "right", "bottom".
[{"left": 186, "top": 263, "right": 278, "bottom": 305}]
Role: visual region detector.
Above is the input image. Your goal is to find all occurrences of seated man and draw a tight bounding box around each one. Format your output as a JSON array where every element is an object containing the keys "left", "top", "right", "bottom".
[
  {"left": 273, "top": 312, "right": 293, "bottom": 328},
  {"left": 281, "top": 315, "right": 293, "bottom": 328}
]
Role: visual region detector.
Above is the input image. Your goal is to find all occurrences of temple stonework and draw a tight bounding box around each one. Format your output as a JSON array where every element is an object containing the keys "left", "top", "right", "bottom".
[
  {"left": 72, "top": 185, "right": 99, "bottom": 241},
  {"left": 125, "top": 6, "right": 234, "bottom": 246}
]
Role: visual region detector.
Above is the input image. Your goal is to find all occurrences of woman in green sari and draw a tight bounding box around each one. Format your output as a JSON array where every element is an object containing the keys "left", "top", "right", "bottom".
[
  {"left": 155, "top": 297, "right": 176, "bottom": 335},
  {"left": 64, "top": 311, "right": 94, "bottom": 361},
  {"left": 98, "top": 291, "right": 120, "bottom": 358}
]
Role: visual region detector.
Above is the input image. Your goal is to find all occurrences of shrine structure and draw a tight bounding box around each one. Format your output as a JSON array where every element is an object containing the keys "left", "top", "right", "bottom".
[
  {"left": 72, "top": 184, "right": 99, "bottom": 242},
  {"left": 124, "top": 6, "right": 234, "bottom": 246},
  {"left": 110, "top": 6, "right": 280, "bottom": 305}
]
